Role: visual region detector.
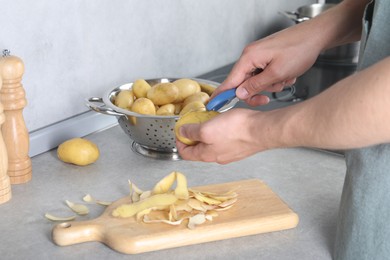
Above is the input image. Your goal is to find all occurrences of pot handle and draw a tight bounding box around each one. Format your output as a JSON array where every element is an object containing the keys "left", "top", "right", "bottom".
[
  {"left": 279, "top": 11, "right": 309, "bottom": 23},
  {"left": 85, "top": 97, "right": 125, "bottom": 116}
]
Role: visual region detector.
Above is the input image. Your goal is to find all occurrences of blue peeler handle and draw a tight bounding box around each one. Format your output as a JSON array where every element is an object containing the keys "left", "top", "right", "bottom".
[{"left": 206, "top": 88, "right": 237, "bottom": 111}]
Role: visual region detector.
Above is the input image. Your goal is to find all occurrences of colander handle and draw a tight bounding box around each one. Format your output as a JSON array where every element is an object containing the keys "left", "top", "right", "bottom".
[{"left": 85, "top": 97, "right": 125, "bottom": 116}]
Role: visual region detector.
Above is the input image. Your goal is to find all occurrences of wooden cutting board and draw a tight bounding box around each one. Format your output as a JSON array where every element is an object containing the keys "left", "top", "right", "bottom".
[{"left": 52, "top": 179, "right": 299, "bottom": 254}]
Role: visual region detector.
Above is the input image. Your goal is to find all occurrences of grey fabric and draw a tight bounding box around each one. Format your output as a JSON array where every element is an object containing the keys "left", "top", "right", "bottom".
[{"left": 333, "top": 1, "right": 390, "bottom": 259}]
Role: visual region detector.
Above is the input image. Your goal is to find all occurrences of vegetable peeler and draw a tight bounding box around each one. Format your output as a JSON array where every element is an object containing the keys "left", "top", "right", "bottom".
[{"left": 206, "top": 88, "right": 238, "bottom": 111}]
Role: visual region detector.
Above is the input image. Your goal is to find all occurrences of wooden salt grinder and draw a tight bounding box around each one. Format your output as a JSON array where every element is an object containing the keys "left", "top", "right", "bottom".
[
  {"left": 0, "top": 51, "right": 32, "bottom": 184},
  {"left": 0, "top": 73, "right": 12, "bottom": 203}
]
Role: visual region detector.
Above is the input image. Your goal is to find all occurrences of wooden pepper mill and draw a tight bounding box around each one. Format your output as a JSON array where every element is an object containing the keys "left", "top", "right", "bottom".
[
  {"left": 0, "top": 73, "right": 12, "bottom": 203},
  {"left": 0, "top": 50, "right": 32, "bottom": 184}
]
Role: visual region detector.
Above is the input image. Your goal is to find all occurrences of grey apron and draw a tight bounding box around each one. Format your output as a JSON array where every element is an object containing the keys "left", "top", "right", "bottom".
[{"left": 333, "top": 1, "right": 390, "bottom": 259}]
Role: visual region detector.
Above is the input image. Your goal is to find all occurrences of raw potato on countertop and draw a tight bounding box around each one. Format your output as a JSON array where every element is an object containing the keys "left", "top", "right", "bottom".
[{"left": 57, "top": 138, "right": 100, "bottom": 166}]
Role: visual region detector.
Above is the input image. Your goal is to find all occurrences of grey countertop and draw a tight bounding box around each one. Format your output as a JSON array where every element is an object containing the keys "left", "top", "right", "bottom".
[{"left": 0, "top": 125, "right": 346, "bottom": 260}]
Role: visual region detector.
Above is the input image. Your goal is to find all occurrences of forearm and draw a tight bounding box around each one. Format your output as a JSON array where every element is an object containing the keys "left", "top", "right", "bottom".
[{"left": 259, "top": 56, "right": 390, "bottom": 150}]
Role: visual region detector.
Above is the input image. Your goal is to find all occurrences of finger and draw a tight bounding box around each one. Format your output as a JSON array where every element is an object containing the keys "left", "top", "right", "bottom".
[
  {"left": 213, "top": 59, "right": 263, "bottom": 99},
  {"left": 178, "top": 123, "right": 202, "bottom": 144},
  {"left": 267, "top": 82, "right": 286, "bottom": 93},
  {"left": 264, "top": 77, "right": 297, "bottom": 93},
  {"left": 285, "top": 78, "right": 296, "bottom": 86},
  {"left": 236, "top": 63, "right": 287, "bottom": 99},
  {"left": 176, "top": 140, "right": 215, "bottom": 162},
  {"left": 245, "top": 94, "right": 270, "bottom": 107},
  {"left": 175, "top": 140, "right": 197, "bottom": 161},
  {"left": 175, "top": 140, "right": 196, "bottom": 160}
]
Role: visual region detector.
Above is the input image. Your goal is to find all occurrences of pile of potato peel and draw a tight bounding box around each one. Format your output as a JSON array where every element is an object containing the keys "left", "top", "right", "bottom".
[
  {"left": 45, "top": 171, "right": 238, "bottom": 230},
  {"left": 113, "top": 171, "right": 238, "bottom": 229}
]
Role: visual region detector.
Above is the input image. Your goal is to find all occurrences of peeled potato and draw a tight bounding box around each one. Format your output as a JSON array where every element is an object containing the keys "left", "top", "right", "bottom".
[
  {"left": 183, "top": 92, "right": 210, "bottom": 107},
  {"left": 156, "top": 104, "right": 175, "bottom": 116},
  {"left": 131, "top": 97, "right": 156, "bottom": 115},
  {"left": 179, "top": 101, "right": 206, "bottom": 116},
  {"left": 147, "top": 83, "right": 179, "bottom": 106},
  {"left": 173, "top": 79, "right": 201, "bottom": 103},
  {"left": 132, "top": 79, "right": 152, "bottom": 98},
  {"left": 57, "top": 138, "right": 100, "bottom": 166},
  {"left": 114, "top": 90, "right": 134, "bottom": 110},
  {"left": 175, "top": 111, "right": 220, "bottom": 145}
]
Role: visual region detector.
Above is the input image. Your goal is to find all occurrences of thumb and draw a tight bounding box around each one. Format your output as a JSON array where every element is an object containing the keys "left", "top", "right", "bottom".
[
  {"left": 179, "top": 123, "right": 202, "bottom": 143},
  {"left": 236, "top": 66, "right": 279, "bottom": 99}
]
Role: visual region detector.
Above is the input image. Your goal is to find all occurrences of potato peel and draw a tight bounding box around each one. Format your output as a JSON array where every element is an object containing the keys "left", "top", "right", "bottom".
[
  {"left": 112, "top": 194, "right": 178, "bottom": 218},
  {"left": 152, "top": 172, "right": 176, "bottom": 194},
  {"left": 218, "top": 198, "right": 238, "bottom": 208},
  {"left": 128, "top": 180, "right": 143, "bottom": 195},
  {"left": 174, "top": 172, "right": 189, "bottom": 200},
  {"left": 188, "top": 213, "right": 206, "bottom": 229},
  {"left": 169, "top": 204, "right": 178, "bottom": 221},
  {"left": 82, "top": 194, "right": 94, "bottom": 203},
  {"left": 65, "top": 200, "right": 89, "bottom": 215},
  {"left": 96, "top": 200, "right": 112, "bottom": 206},
  {"left": 128, "top": 180, "right": 143, "bottom": 203},
  {"left": 143, "top": 215, "right": 183, "bottom": 226},
  {"left": 187, "top": 198, "right": 207, "bottom": 212},
  {"left": 193, "top": 192, "right": 222, "bottom": 205},
  {"left": 45, "top": 213, "right": 76, "bottom": 222},
  {"left": 83, "top": 194, "right": 112, "bottom": 206},
  {"left": 139, "top": 190, "right": 152, "bottom": 200}
]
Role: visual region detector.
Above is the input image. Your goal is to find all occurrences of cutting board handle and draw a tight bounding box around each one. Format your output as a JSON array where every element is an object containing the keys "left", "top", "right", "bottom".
[{"left": 52, "top": 221, "right": 102, "bottom": 246}]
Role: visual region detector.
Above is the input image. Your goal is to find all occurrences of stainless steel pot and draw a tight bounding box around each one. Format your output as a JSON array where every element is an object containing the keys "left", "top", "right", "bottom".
[
  {"left": 282, "top": 3, "right": 335, "bottom": 23},
  {"left": 294, "top": 60, "right": 357, "bottom": 100},
  {"left": 281, "top": 3, "right": 360, "bottom": 64}
]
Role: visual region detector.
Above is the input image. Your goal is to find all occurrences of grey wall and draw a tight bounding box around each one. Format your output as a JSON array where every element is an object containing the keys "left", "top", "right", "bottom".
[{"left": 1, "top": 0, "right": 314, "bottom": 132}]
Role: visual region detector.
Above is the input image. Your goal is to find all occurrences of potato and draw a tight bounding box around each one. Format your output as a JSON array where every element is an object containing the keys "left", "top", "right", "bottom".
[
  {"left": 183, "top": 92, "right": 210, "bottom": 107},
  {"left": 173, "top": 78, "right": 201, "bottom": 103},
  {"left": 147, "top": 82, "right": 179, "bottom": 106},
  {"left": 199, "top": 82, "right": 216, "bottom": 96},
  {"left": 175, "top": 111, "right": 220, "bottom": 145},
  {"left": 131, "top": 97, "right": 156, "bottom": 115},
  {"left": 114, "top": 90, "right": 134, "bottom": 110},
  {"left": 57, "top": 138, "right": 99, "bottom": 166},
  {"left": 156, "top": 104, "right": 175, "bottom": 116},
  {"left": 132, "top": 79, "right": 152, "bottom": 98},
  {"left": 174, "top": 103, "right": 183, "bottom": 115},
  {"left": 179, "top": 101, "right": 206, "bottom": 116}
]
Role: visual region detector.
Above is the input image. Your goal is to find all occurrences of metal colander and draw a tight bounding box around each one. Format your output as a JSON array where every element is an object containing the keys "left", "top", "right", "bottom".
[{"left": 86, "top": 78, "right": 235, "bottom": 160}]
